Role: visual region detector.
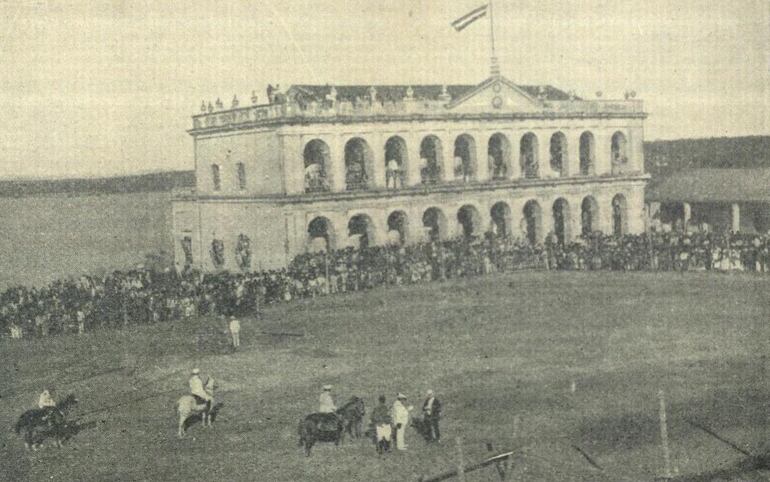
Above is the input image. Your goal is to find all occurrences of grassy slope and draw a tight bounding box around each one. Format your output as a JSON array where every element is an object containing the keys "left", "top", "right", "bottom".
[{"left": 1, "top": 271, "right": 768, "bottom": 482}]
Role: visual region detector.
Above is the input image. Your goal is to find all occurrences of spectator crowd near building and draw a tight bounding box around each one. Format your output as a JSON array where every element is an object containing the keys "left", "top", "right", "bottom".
[{"left": 2, "top": 230, "right": 769, "bottom": 340}]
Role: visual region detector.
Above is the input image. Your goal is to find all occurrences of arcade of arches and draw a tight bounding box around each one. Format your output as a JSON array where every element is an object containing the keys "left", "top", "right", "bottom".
[
  {"left": 305, "top": 193, "right": 637, "bottom": 252},
  {"left": 296, "top": 129, "right": 637, "bottom": 193}
]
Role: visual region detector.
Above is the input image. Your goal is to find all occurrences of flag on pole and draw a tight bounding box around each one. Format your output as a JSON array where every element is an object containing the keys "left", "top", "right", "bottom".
[{"left": 451, "top": 4, "right": 489, "bottom": 32}]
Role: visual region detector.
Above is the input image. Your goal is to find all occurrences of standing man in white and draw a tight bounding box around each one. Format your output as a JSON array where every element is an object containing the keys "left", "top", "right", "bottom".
[
  {"left": 228, "top": 315, "right": 240, "bottom": 349},
  {"left": 391, "top": 393, "right": 413, "bottom": 450}
]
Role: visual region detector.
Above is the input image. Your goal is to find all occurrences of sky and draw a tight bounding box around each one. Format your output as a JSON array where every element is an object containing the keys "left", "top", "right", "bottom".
[{"left": 0, "top": 0, "right": 768, "bottom": 179}]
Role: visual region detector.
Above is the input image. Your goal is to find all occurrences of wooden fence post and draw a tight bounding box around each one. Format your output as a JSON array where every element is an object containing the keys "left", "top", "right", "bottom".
[
  {"left": 455, "top": 436, "right": 465, "bottom": 482},
  {"left": 658, "top": 390, "right": 673, "bottom": 480}
]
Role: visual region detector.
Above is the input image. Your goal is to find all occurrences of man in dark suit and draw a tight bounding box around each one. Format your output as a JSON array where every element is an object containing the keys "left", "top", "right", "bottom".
[{"left": 422, "top": 389, "right": 442, "bottom": 443}]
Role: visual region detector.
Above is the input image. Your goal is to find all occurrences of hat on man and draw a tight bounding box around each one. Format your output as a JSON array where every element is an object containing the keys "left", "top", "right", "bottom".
[
  {"left": 426, "top": 389, "right": 434, "bottom": 396},
  {"left": 397, "top": 393, "right": 407, "bottom": 400},
  {"left": 322, "top": 384, "right": 332, "bottom": 391},
  {"left": 192, "top": 368, "right": 200, "bottom": 375}
]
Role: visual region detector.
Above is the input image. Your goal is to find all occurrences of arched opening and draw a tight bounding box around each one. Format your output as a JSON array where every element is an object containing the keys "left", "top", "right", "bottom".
[
  {"left": 422, "top": 207, "right": 448, "bottom": 242},
  {"left": 579, "top": 131, "right": 595, "bottom": 175},
  {"left": 348, "top": 214, "right": 376, "bottom": 249},
  {"left": 308, "top": 216, "right": 335, "bottom": 252},
  {"left": 552, "top": 198, "right": 571, "bottom": 245},
  {"left": 611, "top": 131, "right": 628, "bottom": 174},
  {"left": 384, "top": 136, "right": 408, "bottom": 189},
  {"left": 211, "top": 164, "right": 221, "bottom": 191},
  {"left": 549, "top": 132, "right": 568, "bottom": 176},
  {"left": 344, "top": 137, "right": 374, "bottom": 191},
  {"left": 581, "top": 196, "right": 600, "bottom": 236},
  {"left": 522, "top": 200, "right": 543, "bottom": 245},
  {"left": 457, "top": 205, "right": 482, "bottom": 238},
  {"left": 420, "top": 135, "right": 443, "bottom": 184},
  {"left": 488, "top": 133, "right": 511, "bottom": 180},
  {"left": 490, "top": 201, "right": 512, "bottom": 237},
  {"left": 387, "top": 210, "right": 408, "bottom": 245},
  {"left": 612, "top": 194, "right": 628, "bottom": 237},
  {"left": 303, "top": 139, "right": 331, "bottom": 193},
  {"left": 453, "top": 134, "right": 476, "bottom": 182},
  {"left": 520, "top": 133, "right": 539, "bottom": 179}
]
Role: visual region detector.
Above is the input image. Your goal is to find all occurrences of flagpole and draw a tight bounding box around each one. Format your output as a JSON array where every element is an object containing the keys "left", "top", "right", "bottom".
[{"left": 489, "top": 0, "right": 500, "bottom": 76}]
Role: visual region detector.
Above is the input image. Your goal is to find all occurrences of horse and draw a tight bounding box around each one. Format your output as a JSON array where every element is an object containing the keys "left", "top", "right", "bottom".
[
  {"left": 337, "top": 396, "right": 365, "bottom": 440},
  {"left": 298, "top": 412, "right": 343, "bottom": 456},
  {"left": 297, "top": 396, "right": 364, "bottom": 456},
  {"left": 15, "top": 394, "right": 78, "bottom": 450},
  {"left": 176, "top": 377, "right": 215, "bottom": 438}
]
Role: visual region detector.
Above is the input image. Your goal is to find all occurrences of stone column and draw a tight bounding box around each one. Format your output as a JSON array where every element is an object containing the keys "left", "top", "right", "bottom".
[
  {"left": 439, "top": 132, "right": 457, "bottom": 183},
  {"left": 370, "top": 209, "right": 389, "bottom": 247},
  {"left": 405, "top": 133, "right": 423, "bottom": 187},
  {"left": 369, "top": 132, "right": 386, "bottom": 189},
  {"left": 594, "top": 131, "right": 612, "bottom": 176},
  {"left": 329, "top": 135, "right": 346, "bottom": 193},
  {"left": 474, "top": 132, "right": 490, "bottom": 182},
  {"left": 598, "top": 193, "right": 614, "bottom": 234},
  {"left": 567, "top": 131, "right": 582, "bottom": 178},
  {"left": 537, "top": 131, "right": 553, "bottom": 179},
  {"left": 570, "top": 197, "right": 584, "bottom": 239},
  {"left": 509, "top": 131, "right": 522, "bottom": 180},
  {"left": 731, "top": 203, "right": 741, "bottom": 233}
]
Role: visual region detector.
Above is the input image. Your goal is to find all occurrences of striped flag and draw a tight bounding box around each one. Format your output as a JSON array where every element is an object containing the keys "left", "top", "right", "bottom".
[{"left": 451, "top": 4, "right": 489, "bottom": 32}]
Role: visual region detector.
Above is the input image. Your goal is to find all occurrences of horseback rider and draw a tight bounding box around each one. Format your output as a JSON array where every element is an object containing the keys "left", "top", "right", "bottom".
[
  {"left": 37, "top": 389, "right": 59, "bottom": 419},
  {"left": 189, "top": 368, "right": 212, "bottom": 412},
  {"left": 318, "top": 385, "right": 336, "bottom": 413}
]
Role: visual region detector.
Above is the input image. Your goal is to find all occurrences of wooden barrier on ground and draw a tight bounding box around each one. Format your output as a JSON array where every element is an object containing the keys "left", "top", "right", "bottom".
[{"left": 418, "top": 437, "right": 514, "bottom": 482}]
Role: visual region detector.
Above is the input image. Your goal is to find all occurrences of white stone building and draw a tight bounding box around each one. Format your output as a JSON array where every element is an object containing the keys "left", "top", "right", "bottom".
[{"left": 172, "top": 75, "right": 649, "bottom": 272}]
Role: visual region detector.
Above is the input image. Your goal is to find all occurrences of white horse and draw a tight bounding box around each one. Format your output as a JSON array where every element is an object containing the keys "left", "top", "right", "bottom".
[{"left": 176, "top": 377, "right": 215, "bottom": 438}]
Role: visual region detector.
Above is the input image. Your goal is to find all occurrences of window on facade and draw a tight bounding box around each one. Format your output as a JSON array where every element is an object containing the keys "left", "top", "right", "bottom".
[
  {"left": 236, "top": 162, "right": 246, "bottom": 190},
  {"left": 211, "top": 164, "right": 221, "bottom": 191}
]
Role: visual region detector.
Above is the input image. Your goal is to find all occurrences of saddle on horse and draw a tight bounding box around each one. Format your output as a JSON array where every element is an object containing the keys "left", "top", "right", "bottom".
[
  {"left": 315, "top": 413, "right": 341, "bottom": 432},
  {"left": 192, "top": 395, "right": 211, "bottom": 412}
]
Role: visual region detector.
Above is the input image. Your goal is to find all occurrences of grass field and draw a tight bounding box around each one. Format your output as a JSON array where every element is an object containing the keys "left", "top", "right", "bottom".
[{"left": 1, "top": 271, "right": 768, "bottom": 481}]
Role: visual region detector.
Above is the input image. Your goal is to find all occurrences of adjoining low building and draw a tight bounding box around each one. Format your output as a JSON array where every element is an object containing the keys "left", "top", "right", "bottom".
[
  {"left": 646, "top": 168, "right": 770, "bottom": 234},
  {"left": 173, "top": 75, "right": 649, "bottom": 272}
]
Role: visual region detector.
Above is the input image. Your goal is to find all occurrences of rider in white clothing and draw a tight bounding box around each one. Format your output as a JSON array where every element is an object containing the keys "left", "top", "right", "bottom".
[
  {"left": 319, "top": 385, "right": 336, "bottom": 413},
  {"left": 189, "top": 369, "right": 212, "bottom": 411}
]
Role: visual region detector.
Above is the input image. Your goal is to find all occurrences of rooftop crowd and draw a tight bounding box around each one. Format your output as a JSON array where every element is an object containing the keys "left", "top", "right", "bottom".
[{"left": 2, "top": 230, "right": 768, "bottom": 339}]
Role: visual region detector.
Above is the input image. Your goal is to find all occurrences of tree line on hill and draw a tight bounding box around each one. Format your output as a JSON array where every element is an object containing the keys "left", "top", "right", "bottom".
[{"left": 0, "top": 170, "right": 195, "bottom": 198}]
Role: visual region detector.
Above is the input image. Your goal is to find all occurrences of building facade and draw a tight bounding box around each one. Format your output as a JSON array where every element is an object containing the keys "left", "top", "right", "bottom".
[{"left": 172, "top": 76, "right": 649, "bottom": 272}]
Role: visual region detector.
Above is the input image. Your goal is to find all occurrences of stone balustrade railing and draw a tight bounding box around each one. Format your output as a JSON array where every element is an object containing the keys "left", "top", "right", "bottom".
[{"left": 190, "top": 98, "right": 644, "bottom": 131}]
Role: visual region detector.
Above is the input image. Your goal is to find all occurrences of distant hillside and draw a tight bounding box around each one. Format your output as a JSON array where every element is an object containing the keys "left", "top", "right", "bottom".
[
  {"left": 644, "top": 136, "right": 770, "bottom": 174},
  {"left": 0, "top": 170, "right": 195, "bottom": 198}
]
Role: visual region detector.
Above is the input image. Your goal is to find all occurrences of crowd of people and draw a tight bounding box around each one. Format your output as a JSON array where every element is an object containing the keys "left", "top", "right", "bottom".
[{"left": 1, "top": 230, "right": 768, "bottom": 339}]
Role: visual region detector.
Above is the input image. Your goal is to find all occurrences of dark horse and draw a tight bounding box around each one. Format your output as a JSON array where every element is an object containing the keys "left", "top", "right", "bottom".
[
  {"left": 298, "top": 396, "right": 365, "bottom": 456},
  {"left": 15, "top": 394, "right": 78, "bottom": 450},
  {"left": 337, "top": 396, "right": 365, "bottom": 440}
]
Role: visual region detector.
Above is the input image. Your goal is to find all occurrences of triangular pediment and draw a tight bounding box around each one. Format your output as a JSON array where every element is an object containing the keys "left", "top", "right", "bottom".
[{"left": 445, "top": 76, "right": 543, "bottom": 114}]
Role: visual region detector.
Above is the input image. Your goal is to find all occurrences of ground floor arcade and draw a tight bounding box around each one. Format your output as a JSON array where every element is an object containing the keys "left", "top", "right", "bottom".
[{"left": 173, "top": 178, "right": 646, "bottom": 272}]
